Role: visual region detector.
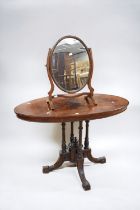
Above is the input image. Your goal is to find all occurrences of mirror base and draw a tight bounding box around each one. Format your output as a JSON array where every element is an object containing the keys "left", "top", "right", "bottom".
[{"left": 46, "top": 93, "right": 97, "bottom": 111}]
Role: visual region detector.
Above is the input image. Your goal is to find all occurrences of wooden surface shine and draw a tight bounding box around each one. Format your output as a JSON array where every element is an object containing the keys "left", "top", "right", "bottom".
[{"left": 14, "top": 94, "right": 129, "bottom": 123}]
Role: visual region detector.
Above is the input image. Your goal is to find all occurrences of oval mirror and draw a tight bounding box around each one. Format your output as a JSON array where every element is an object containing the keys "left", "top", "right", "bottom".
[{"left": 51, "top": 36, "right": 90, "bottom": 93}]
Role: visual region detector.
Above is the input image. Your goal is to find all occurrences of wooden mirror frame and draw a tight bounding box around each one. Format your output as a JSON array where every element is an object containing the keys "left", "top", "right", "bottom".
[{"left": 45, "top": 35, "right": 97, "bottom": 110}]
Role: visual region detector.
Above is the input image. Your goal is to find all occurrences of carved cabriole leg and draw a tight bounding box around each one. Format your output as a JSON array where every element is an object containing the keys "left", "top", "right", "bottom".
[
  {"left": 84, "top": 120, "right": 106, "bottom": 164},
  {"left": 77, "top": 158, "right": 91, "bottom": 191},
  {"left": 76, "top": 121, "right": 91, "bottom": 191},
  {"left": 85, "top": 148, "right": 106, "bottom": 164},
  {"left": 42, "top": 153, "right": 64, "bottom": 173},
  {"left": 42, "top": 122, "right": 66, "bottom": 173}
]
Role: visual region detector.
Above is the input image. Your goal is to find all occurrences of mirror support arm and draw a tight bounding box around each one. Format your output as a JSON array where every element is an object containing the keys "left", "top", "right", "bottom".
[
  {"left": 84, "top": 48, "right": 97, "bottom": 105},
  {"left": 45, "top": 48, "right": 55, "bottom": 110}
]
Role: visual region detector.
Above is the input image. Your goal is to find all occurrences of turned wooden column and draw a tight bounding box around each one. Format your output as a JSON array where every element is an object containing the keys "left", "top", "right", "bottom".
[
  {"left": 77, "top": 121, "right": 83, "bottom": 158},
  {"left": 79, "top": 121, "right": 83, "bottom": 147},
  {"left": 61, "top": 122, "right": 67, "bottom": 153},
  {"left": 70, "top": 122, "right": 74, "bottom": 143},
  {"left": 84, "top": 120, "right": 89, "bottom": 149}
]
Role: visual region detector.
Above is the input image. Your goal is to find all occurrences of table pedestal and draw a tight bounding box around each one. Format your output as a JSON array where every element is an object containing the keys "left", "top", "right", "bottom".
[{"left": 43, "top": 121, "right": 106, "bottom": 190}]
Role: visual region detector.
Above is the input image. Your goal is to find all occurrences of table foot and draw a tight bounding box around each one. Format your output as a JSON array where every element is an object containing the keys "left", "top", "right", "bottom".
[
  {"left": 43, "top": 153, "right": 64, "bottom": 173},
  {"left": 76, "top": 158, "right": 91, "bottom": 191},
  {"left": 86, "top": 148, "right": 106, "bottom": 164}
]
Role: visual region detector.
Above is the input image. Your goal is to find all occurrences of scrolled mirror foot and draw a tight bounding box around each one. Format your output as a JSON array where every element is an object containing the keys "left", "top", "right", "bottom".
[
  {"left": 46, "top": 98, "right": 54, "bottom": 110},
  {"left": 85, "top": 95, "right": 97, "bottom": 106}
]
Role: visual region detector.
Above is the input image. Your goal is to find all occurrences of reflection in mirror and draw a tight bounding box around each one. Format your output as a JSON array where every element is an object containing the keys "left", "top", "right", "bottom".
[{"left": 51, "top": 38, "right": 90, "bottom": 93}]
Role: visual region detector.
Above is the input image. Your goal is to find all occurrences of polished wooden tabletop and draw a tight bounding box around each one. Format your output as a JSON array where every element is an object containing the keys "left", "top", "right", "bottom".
[{"left": 14, "top": 94, "right": 129, "bottom": 123}]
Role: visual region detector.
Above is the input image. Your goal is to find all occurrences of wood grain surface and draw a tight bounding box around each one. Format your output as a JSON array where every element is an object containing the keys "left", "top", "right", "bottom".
[{"left": 14, "top": 94, "right": 129, "bottom": 123}]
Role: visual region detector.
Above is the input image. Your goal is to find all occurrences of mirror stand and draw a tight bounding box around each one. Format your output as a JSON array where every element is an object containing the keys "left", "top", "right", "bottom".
[{"left": 46, "top": 48, "right": 97, "bottom": 110}]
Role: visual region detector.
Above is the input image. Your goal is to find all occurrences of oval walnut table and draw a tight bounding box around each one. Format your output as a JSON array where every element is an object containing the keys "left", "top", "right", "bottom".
[{"left": 14, "top": 94, "right": 129, "bottom": 191}]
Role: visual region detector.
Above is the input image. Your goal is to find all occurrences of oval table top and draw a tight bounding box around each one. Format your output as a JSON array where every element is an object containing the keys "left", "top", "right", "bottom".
[{"left": 14, "top": 94, "right": 129, "bottom": 123}]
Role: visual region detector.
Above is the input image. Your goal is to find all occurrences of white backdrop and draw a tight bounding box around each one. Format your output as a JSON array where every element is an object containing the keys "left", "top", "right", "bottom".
[{"left": 0, "top": 0, "right": 140, "bottom": 210}]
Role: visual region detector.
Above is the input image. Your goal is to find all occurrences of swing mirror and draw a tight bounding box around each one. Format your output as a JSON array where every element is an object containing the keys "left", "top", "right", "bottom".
[
  {"left": 46, "top": 35, "right": 96, "bottom": 110},
  {"left": 51, "top": 36, "right": 90, "bottom": 93}
]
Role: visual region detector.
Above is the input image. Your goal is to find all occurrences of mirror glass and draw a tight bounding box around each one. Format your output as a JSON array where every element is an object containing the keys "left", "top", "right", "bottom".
[{"left": 51, "top": 37, "right": 90, "bottom": 93}]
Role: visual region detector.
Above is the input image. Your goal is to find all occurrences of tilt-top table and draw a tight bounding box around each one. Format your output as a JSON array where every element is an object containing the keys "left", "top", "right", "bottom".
[{"left": 14, "top": 94, "right": 129, "bottom": 190}]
